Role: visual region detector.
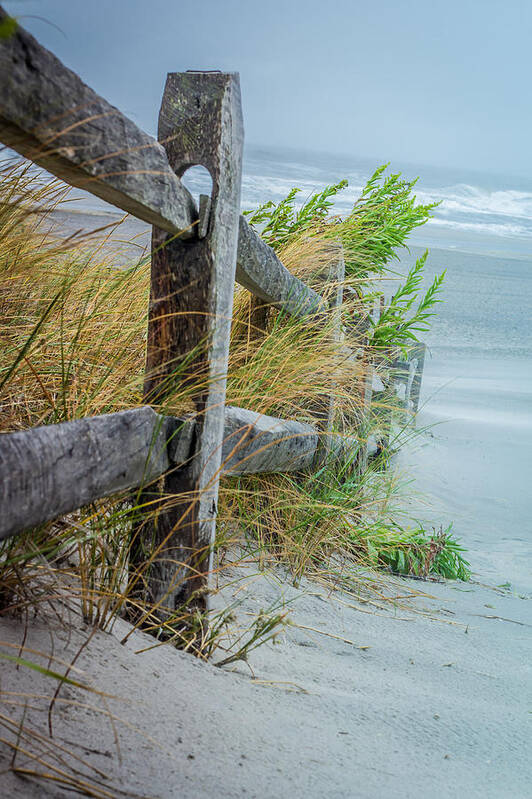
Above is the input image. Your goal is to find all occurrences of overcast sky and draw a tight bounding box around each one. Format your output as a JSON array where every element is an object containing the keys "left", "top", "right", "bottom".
[{"left": 4, "top": 0, "right": 532, "bottom": 175}]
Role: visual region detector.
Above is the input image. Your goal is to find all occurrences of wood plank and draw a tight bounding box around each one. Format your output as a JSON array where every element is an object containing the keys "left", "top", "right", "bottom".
[
  {"left": 167, "top": 408, "right": 362, "bottom": 476},
  {"left": 220, "top": 406, "right": 318, "bottom": 474},
  {"left": 312, "top": 246, "right": 345, "bottom": 447},
  {"left": 0, "top": 8, "right": 329, "bottom": 318},
  {"left": 0, "top": 7, "right": 196, "bottom": 236},
  {"left": 371, "top": 342, "right": 426, "bottom": 454},
  {"left": 355, "top": 314, "right": 376, "bottom": 474},
  {"left": 129, "top": 72, "right": 243, "bottom": 621},
  {"left": 0, "top": 407, "right": 172, "bottom": 541},
  {"left": 219, "top": 407, "right": 367, "bottom": 474},
  {"left": 0, "top": 404, "right": 367, "bottom": 541},
  {"left": 178, "top": 408, "right": 366, "bottom": 475},
  {"left": 236, "top": 216, "right": 325, "bottom": 317}
]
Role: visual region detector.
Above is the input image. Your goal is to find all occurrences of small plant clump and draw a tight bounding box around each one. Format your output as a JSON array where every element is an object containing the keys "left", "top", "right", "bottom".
[{"left": 369, "top": 525, "right": 471, "bottom": 580}]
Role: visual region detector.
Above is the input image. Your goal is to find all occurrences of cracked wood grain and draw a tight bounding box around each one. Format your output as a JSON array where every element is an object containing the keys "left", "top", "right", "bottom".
[
  {"left": 0, "top": 407, "right": 172, "bottom": 541},
  {"left": 236, "top": 216, "right": 325, "bottom": 317},
  {"left": 0, "top": 405, "right": 366, "bottom": 541}
]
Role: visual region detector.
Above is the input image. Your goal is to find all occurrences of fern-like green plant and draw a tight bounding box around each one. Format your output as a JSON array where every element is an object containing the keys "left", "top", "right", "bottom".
[
  {"left": 238, "top": 165, "right": 466, "bottom": 584},
  {"left": 370, "top": 252, "right": 446, "bottom": 353},
  {"left": 244, "top": 179, "right": 348, "bottom": 250},
  {"left": 376, "top": 524, "right": 471, "bottom": 580},
  {"left": 245, "top": 166, "right": 444, "bottom": 356},
  {"left": 338, "top": 165, "right": 438, "bottom": 279}
]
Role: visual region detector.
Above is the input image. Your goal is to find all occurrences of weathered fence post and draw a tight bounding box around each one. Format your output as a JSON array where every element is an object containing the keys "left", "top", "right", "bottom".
[
  {"left": 355, "top": 343, "right": 373, "bottom": 472},
  {"left": 353, "top": 299, "right": 378, "bottom": 473},
  {"left": 313, "top": 245, "right": 345, "bottom": 460},
  {"left": 409, "top": 342, "right": 426, "bottom": 415},
  {"left": 129, "top": 72, "right": 243, "bottom": 626}
]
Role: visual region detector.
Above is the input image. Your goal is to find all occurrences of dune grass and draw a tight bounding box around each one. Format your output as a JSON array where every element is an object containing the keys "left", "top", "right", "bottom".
[
  {"left": 224, "top": 174, "right": 468, "bottom": 586},
  {"left": 0, "top": 155, "right": 473, "bottom": 796},
  {"left": 0, "top": 158, "right": 470, "bottom": 648}
]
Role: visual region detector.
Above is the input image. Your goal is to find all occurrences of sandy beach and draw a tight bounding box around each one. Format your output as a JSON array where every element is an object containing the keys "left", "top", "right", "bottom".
[
  {"left": 1, "top": 199, "right": 530, "bottom": 798},
  {"left": 400, "top": 357, "right": 532, "bottom": 595},
  {"left": 1, "top": 0, "right": 531, "bottom": 792},
  {"left": 0, "top": 561, "right": 529, "bottom": 798},
  {"left": 400, "top": 242, "right": 532, "bottom": 597}
]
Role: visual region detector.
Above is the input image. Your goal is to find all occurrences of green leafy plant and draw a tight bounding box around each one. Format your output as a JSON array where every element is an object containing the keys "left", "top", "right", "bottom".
[
  {"left": 338, "top": 165, "right": 437, "bottom": 279},
  {"left": 0, "top": 13, "right": 17, "bottom": 39},
  {"left": 376, "top": 524, "right": 471, "bottom": 580},
  {"left": 370, "top": 252, "right": 446, "bottom": 353},
  {"left": 244, "top": 179, "right": 348, "bottom": 251},
  {"left": 235, "top": 166, "right": 467, "bottom": 587}
]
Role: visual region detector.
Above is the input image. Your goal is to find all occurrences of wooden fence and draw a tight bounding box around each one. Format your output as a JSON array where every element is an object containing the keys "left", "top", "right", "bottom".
[{"left": 0, "top": 9, "right": 425, "bottom": 621}]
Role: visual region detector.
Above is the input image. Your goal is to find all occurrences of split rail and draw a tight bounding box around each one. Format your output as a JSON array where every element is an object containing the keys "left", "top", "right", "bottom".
[{"left": 0, "top": 9, "right": 425, "bottom": 619}]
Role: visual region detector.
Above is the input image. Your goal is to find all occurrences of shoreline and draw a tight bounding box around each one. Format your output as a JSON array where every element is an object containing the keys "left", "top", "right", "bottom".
[{"left": 45, "top": 203, "right": 532, "bottom": 261}]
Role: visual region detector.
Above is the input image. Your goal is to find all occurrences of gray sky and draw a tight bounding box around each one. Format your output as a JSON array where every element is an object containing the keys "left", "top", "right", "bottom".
[{"left": 4, "top": 0, "right": 532, "bottom": 174}]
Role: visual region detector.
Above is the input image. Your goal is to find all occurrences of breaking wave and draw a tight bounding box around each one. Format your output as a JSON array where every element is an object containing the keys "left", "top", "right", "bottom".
[
  {"left": 241, "top": 162, "right": 532, "bottom": 246},
  {"left": 418, "top": 184, "right": 532, "bottom": 221}
]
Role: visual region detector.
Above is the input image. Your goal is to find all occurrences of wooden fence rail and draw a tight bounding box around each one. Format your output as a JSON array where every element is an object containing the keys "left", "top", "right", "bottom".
[
  {"left": 0, "top": 406, "right": 370, "bottom": 542},
  {"left": 0, "top": 8, "right": 425, "bottom": 625}
]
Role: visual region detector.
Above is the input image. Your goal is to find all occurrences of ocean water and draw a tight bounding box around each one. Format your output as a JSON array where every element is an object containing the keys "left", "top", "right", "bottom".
[
  {"left": 240, "top": 145, "right": 532, "bottom": 259},
  {"left": 65, "top": 141, "right": 532, "bottom": 261}
]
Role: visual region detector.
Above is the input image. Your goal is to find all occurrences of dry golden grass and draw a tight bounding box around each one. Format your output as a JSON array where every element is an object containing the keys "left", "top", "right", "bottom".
[
  {"left": 0, "top": 159, "right": 442, "bottom": 644},
  {"left": 0, "top": 151, "right": 462, "bottom": 799}
]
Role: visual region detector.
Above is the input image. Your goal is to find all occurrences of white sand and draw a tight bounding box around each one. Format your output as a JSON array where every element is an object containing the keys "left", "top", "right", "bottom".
[
  {"left": 398, "top": 352, "right": 532, "bottom": 595},
  {"left": 0, "top": 562, "right": 530, "bottom": 799}
]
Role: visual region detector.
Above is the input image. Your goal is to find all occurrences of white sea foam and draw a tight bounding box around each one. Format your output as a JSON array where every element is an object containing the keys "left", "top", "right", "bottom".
[
  {"left": 416, "top": 184, "right": 532, "bottom": 221},
  {"left": 15, "top": 140, "right": 528, "bottom": 247}
]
